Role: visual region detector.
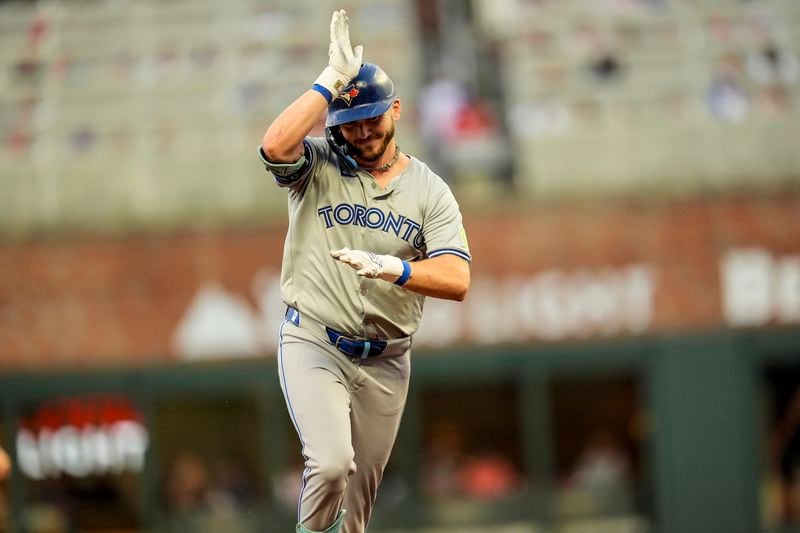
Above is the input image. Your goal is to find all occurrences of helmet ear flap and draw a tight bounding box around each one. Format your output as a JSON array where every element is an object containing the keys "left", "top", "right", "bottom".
[
  {"left": 329, "top": 126, "right": 346, "bottom": 148},
  {"left": 325, "top": 126, "right": 357, "bottom": 170}
]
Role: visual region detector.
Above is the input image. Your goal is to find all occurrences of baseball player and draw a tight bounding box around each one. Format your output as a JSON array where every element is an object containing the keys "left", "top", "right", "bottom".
[{"left": 258, "top": 9, "right": 471, "bottom": 533}]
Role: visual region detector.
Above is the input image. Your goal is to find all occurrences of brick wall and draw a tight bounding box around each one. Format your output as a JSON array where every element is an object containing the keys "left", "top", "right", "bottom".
[{"left": 1, "top": 194, "right": 798, "bottom": 370}]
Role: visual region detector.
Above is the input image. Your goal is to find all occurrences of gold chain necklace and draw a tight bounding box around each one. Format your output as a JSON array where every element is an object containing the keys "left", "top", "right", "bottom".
[{"left": 361, "top": 146, "right": 401, "bottom": 172}]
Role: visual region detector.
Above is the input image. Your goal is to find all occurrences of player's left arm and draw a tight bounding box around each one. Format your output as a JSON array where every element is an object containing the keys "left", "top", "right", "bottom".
[
  {"left": 394, "top": 254, "right": 470, "bottom": 301},
  {"left": 330, "top": 248, "right": 470, "bottom": 301},
  {"left": 331, "top": 179, "right": 471, "bottom": 301}
]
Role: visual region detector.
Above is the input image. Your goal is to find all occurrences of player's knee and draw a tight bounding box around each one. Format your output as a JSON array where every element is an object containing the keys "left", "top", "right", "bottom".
[{"left": 315, "top": 453, "right": 355, "bottom": 489}]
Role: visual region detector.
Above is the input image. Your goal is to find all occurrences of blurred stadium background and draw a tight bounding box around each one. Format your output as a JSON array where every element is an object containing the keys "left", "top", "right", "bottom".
[{"left": 1, "top": 0, "right": 800, "bottom": 531}]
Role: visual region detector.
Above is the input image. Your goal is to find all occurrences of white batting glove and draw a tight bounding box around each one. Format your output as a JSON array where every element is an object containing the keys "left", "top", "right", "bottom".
[
  {"left": 330, "top": 248, "right": 411, "bottom": 285},
  {"left": 313, "top": 10, "right": 364, "bottom": 100}
]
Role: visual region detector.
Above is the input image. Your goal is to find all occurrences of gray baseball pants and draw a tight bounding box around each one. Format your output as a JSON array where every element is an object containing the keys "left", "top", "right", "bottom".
[{"left": 277, "top": 314, "right": 410, "bottom": 533}]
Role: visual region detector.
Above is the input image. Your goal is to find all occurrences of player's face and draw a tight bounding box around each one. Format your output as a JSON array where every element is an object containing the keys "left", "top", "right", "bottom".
[{"left": 339, "top": 104, "right": 398, "bottom": 163}]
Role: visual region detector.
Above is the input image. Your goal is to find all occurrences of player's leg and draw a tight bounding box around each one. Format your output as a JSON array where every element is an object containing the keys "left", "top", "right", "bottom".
[
  {"left": 278, "top": 321, "right": 357, "bottom": 531},
  {"left": 343, "top": 351, "right": 411, "bottom": 533}
]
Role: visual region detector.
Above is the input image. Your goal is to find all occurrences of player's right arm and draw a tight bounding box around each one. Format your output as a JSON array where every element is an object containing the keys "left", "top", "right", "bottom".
[
  {"left": 260, "top": 9, "right": 363, "bottom": 165},
  {"left": 261, "top": 92, "right": 328, "bottom": 163}
]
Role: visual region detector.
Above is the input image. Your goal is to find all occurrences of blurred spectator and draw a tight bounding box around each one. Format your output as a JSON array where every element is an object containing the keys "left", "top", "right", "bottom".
[
  {"left": 706, "top": 73, "right": 750, "bottom": 122},
  {"left": 588, "top": 52, "right": 625, "bottom": 84},
  {"left": 419, "top": 73, "right": 469, "bottom": 145},
  {"left": 755, "top": 85, "right": 790, "bottom": 117},
  {"left": 457, "top": 450, "right": 521, "bottom": 501},
  {"left": 418, "top": 72, "right": 469, "bottom": 176},
  {"left": 211, "top": 457, "right": 256, "bottom": 508},
  {"left": 441, "top": 96, "right": 509, "bottom": 184},
  {"left": 746, "top": 43, "right": 799, "bottom": 85},
  {"left": 27, "top": 13, "right": 49, "bottom": 49},
  {"left": 164, "top": 451, "right": 257, "bottom": 516},
  {"left": 423, "top": 421, "right": 521, "bottom": 501},
  {"left": 5, "top": 96, "right": 40, "bottom": 157},
  {"left": 707, "top": 53, "right": 750, "bottom": 122},
  {"left": 423, "top": 420, "right": 466, "bottom": 499},
  {"left": 165, "top": 451, "right": 214, "bottom": 512},
  {"left": 452, "top": 98, "right": 497, "bottom": 137},
  {"left": 418, "top": 70, "right": 510, "bottom": 185},
  {"left": 68, "top": 127, "right": 96, "bottom": 156},
  {"left": 13, "top": 58, "right": 43, "bottom": 86},
  {"left": 567, "top": 430, "right": 631, "bottom": 493}
]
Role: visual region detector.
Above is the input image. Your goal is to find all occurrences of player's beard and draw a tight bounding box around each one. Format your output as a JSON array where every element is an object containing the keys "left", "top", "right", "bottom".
[{"left": 346, "top": 121, "right": 396, "bottom": 164}]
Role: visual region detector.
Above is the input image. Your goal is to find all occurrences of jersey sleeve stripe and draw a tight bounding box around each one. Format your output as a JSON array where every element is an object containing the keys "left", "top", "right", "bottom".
[
  {"left": 258, "top": 141, "right": 314, "bottom": 187},
  {"left": 427, "top": 248, "right": 472, "bottom": 262},
  {"left": 274, "top": 173, "right": 299, "bottom": 186}
]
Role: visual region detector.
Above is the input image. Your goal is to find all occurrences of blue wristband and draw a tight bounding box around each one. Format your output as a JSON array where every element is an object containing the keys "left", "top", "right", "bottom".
[
  {"left": 394, "top": 261, "right": 411, "bottom": 286},
  {"left": 312, "top": 84, "right": 333, "bottom": 103}
]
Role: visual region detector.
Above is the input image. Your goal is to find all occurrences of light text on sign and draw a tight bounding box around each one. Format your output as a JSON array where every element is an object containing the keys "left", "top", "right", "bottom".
[
  {"left": 16, "top": 394, "right": 149, "bottom": 480},
  {"left": 416, "top": 265, "right": 655, "bottom": 346},
  {"left": 172, "top": 264, "right": 656, "bottom": 358},
  {"left": 721, "top": 248, "right": 800, "bottom": 327}
]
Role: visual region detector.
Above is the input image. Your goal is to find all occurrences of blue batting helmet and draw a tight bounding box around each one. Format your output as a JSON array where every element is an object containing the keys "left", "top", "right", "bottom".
[{"left": 325, "top": 63, "right": 397, "bottom": 127}]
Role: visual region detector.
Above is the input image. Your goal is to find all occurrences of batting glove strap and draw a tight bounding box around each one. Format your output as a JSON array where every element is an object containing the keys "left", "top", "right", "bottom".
[
  {"left": 311, "top": 83, "right": 334, "bottom": 103},
  {"left": 313, "top": 68, "right": 350, "bottom": 101},
  {"left": 394, "top": 260, "right": 412, "bottom": 286}
]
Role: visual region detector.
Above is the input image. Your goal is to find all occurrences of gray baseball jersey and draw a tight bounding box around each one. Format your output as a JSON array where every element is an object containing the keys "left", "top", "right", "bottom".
[
  {"left": 260, "top": 135, "right": 470, "bottom": 533},
  {"left": 261, "top": 136, "right": 471, "bottom": 340}
]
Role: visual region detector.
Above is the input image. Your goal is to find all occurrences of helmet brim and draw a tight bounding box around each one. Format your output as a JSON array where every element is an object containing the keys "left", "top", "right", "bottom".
[{"left": 325, "top": 99, "right": 394, "bottom": 128}]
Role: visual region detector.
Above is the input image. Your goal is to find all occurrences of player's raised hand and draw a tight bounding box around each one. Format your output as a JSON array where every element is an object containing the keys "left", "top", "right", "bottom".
[
  {"left": 314, "top": 10, "right": 364, "bottom": 100},
  {"left": 329, "top": 10, "right": 363, "bottom": 81},
  {"left": 330, "top": 247, "right": 407, "bottom": 283}
]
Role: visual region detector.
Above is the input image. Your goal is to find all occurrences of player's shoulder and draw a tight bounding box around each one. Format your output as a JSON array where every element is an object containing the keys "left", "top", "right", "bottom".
[
  {"left": 406, "top": 156, "right": 449, "bottom": 189},
  {"left": 405, "top": 156, "right": 455, "bottom": 199}
]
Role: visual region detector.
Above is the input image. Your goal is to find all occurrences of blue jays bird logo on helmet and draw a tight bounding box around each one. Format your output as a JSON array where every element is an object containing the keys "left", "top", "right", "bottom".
[{"left": 335, "top": 86, "right": 360, "bottom": 106}]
